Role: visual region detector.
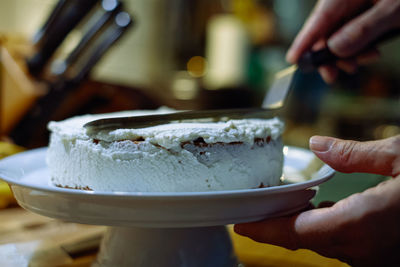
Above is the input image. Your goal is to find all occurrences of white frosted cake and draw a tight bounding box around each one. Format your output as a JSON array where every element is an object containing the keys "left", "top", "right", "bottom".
[{"left": 46, "top": 109, "right": 284, "bottom": 192}]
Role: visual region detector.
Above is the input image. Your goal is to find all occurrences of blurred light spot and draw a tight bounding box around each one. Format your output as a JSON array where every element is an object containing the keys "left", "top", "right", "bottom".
[
  {"left": 172, "top": 72, "right": 199, "bottom": 100},
  {"left": 102, "top": 0, "right": 118, "bottom": 11},
  {"left": 283, "top": 146, "right": 289, "bottom": 156},
  {"left": 50, "top": 60, "right": 67, "bottom": 75},
  {"left": 374, "top": 125, "right": 400, "bottom": 139},
  {"left": 115, "top": 12, "right": 130, "bottom": 27},
  {"left": 187, "top": 56, "right": 208, "bottom": 78},
  {"left": 60, "top": 30, "right": 82, "bottom": 57},
  {"left": 204, "top": 15, "right": 248, "bottom": 90}
]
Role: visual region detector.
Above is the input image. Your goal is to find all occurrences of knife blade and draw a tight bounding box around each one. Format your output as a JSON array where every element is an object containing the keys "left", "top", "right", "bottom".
[
  {"left": 262, "top": 47, "right": 337, "bottom": 109},
  {"left": 84, "top": 108, "right": 279, "bottom": 135},
  {"left": 83, "top": 48, "right": 334, "bottom": 134}
]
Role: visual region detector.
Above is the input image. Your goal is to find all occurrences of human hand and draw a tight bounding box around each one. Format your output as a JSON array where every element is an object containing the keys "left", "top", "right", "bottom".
[
  {"left": 234, "top": 135, "right": 400, "bottom": 266},
  {"left": 287, "top": 0, "right": 400, "bottom": 83}
]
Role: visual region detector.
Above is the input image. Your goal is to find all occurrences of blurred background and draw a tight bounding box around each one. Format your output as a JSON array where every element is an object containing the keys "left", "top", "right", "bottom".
[
  {"left": 0, "top": 1, "right": 399, "bottom": 265},
  {"left": 0, "top": 0, "right": 399, "bottom": 205}
]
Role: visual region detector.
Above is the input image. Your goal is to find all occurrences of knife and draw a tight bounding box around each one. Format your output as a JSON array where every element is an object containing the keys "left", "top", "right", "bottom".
[
  {"left": 10, "top": 11, "right": 133, "bottom": 147},
  {"left": 27, "top": 0, "right": 99, "bottom": 77},
  {"left": 82, "top": 47, "right": 336, "bottom": 134},
  {"left": 31, "top": 0, "right": 68, "bottom": 46},
  {"left": 66, "top": 11, "right": 133, "bottom": 82},
  {"left": 85, "top": 108, "right": 279, "bottom": 135},
  {"left": 50, "top": 0, "right": 123, "bottom": 76},
  {"left": 261, "top": 47, "right": 336, "bottom": 109}
]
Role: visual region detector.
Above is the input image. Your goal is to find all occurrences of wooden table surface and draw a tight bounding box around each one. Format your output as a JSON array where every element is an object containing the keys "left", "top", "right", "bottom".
[{"left": 0, "top": 207, "right": 348, "bottom": 267}]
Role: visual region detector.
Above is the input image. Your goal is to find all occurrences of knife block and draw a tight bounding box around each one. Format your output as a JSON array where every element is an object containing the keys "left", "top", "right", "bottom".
[{"left": 0, "top": 37, "right": 46, "bottom": 136}]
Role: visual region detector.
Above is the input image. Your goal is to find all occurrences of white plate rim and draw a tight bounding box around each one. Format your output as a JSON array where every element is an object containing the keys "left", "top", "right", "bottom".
[{"left": 0, "top": 146, "right": 335, "bottom": 199}]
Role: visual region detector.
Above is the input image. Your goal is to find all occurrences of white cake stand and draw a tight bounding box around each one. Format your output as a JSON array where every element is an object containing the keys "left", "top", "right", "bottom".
[{"left": 0, "top": 146, "right": 334, "bottom": 267}]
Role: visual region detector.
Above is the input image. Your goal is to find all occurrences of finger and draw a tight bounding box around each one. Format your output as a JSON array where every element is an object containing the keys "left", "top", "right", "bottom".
[
  {"left": 336, "top": 60, "right": 358, "bottom": 74},
  {"left": 311, "top": 41, "right": 339, "bottom": 83},
  {"left": 313, "top": 40, "right": 358, "bottom": 75},
  {"left": 328, "top": 0, "right": 400, "bottom": 57},
  {"left": 234, "top": 216, "right": 300, "bottom": 250},
  {"left": 234, "top": 206, "right": 341, "bottom": 251},
  {"left": 319, "top": 65, "right": 339, "bottom": 84},
  {"left": 286, "top": 0, "right": 368, "bottom": 63},
  {"left": 356, "top": 48, "right": 380, "bottom": 65},
  {"left": 309, "top": 135, "right": 400, "bottom": 176},
  {"left": 313, "top": 40, "right": 350, "bottom": 81},
  {"left": 312, "top": 39, "right": 327, "bottom": 51}
]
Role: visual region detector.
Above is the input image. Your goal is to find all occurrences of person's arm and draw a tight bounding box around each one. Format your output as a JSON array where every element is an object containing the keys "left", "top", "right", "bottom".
[
  {"left": 287, "top": 0, "right": 400, "bottom": 83},
  {"left": 234, "top": 135, "right": 400, "bottom": 267}
]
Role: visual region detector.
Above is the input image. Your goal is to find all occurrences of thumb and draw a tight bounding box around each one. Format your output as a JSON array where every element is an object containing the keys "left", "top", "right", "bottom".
[
  {"left": 327, "top": 0, "right": 400, "bottom": 57},
  {"left": 309, "top": 135, "right": 400, "bottom": 177},
  {"left": 234, "top": 206, "right": 344, "bottom": 252}
]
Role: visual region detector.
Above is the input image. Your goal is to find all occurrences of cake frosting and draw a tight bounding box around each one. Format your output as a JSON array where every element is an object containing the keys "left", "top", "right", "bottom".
[{"left": 47, "top": 109, "right": 284, "bottom": 192}]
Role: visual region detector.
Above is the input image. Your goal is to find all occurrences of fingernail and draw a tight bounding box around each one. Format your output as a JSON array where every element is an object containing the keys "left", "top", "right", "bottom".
[{"left": 309, "top": 136, "right": 334, "bottom": 152}]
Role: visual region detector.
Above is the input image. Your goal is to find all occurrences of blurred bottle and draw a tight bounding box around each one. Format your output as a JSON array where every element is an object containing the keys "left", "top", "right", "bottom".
[{"left": 203, "top": 14, "right": 249, "bottom": 90}]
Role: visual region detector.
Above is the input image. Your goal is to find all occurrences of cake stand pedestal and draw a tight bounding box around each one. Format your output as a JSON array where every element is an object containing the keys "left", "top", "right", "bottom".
[
  {"left": 94, "top": 226, "right": 236, "bottom": 267},
  {"left": 0, "top": 146, "right": 335, "bottom": 267}
]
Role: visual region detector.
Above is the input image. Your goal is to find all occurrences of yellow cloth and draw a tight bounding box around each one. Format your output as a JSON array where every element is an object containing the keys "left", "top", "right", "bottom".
[
  {"left": 0, "top": 141, "right": 25, "bottom": 208},
  {"left": 228, "top": 226, "right": 350, "bottom": 267}
]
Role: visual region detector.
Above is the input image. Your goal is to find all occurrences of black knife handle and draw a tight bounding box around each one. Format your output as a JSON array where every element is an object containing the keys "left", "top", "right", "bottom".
[
  {"left": 27, "top": 0, "right": 99, "bottom": 77},
  {"left": 10, "top": 11, "right": 133, "bottom": 147},
  {"left": 298, "top": 28, "right": 400, "bottom": 72},
  {"left": 51, "top": 0, "right": 123, "bottom": 76},
  {"left": 298, "top": 48, "right": 337, "bottom": 72},
  {"left": 66, "top": 0, "right": 123, "bottom": 67},
  {"left": 32, "top": 0, "right": 68, "bottom": 46},
  {"left": 70, "top": 11, "right": 133, "bottom": 83}
]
